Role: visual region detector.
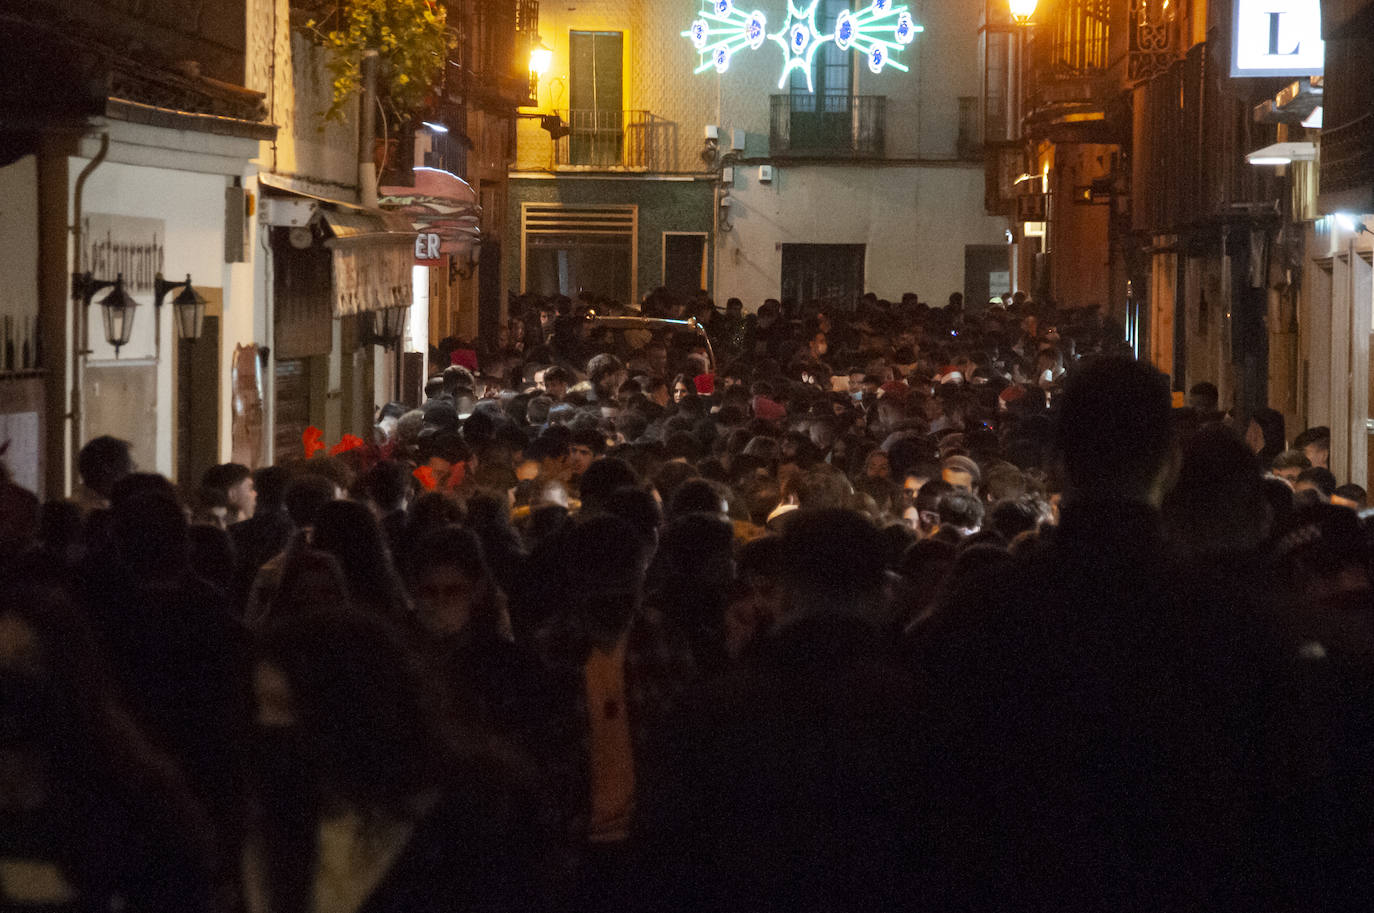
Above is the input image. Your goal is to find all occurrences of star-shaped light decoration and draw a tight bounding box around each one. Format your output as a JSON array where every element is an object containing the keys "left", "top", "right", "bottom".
[{"left": 769, "top": 0, "right": 831, "bottom": 92}]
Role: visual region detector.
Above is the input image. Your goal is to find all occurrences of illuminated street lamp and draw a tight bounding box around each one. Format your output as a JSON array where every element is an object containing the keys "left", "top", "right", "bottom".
[
  {"left": 530, "top": 39, "right": 553, "bottom": 77},
  {"left": 1009, "top": 0, "right": 1038, "bottom": 26}
]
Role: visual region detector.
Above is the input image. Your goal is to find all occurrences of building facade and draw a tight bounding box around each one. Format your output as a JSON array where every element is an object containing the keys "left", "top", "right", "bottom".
[
  {"left": 0, "top": 2, "right": 532, "bottom": 496},
  {"left": 1, "top": 2, "right": 273, "bottom": 497},
  {"left": 509, "top": 0, "right": 1009, "bottom": 317}
]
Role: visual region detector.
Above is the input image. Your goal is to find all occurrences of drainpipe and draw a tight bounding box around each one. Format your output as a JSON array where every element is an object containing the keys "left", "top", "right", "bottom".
[
  {"left": 359, "top": 49, "right": 380, "bottom": 208},
  {"left": 69, "top": 132, "right": 110, "bottom": 489}
]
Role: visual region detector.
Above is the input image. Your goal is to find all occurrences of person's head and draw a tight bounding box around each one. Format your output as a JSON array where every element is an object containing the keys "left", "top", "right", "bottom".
[
  {"left": 599, "top": 485, "right": 664, "bottom": 550},
  {"left": 405, "top": 526, "right": 502, "bottom": 639},
  {"left": 578, "top": 458, "right": 641, "bottom": 514},
  {"left": 309, "top": 499, "right": 409, "bottom": 623},
  {"left": 587, "top": 353, "right": 628, "bottom": 399},
  {"left": 562, "top": 514, "right": 648, "bottom": 646},
  {"left": 360, "top": 460, "right": 412, "bottom": 515},
  {"left": 940, "top": 455, "right": 981, "bottom": 493},
  {"left": 989, "top": 497, "right": 1041, "bottom": 541},
  {"left": 1187, "top": 381, "right": 1219, "bottom": 413},
  {"left": 542, "top": 365, "right": 573, "bottom": 400},
  {"left": 809, "top": 332, "right": 828, "bottom": 360},
  {"left": 1054, "top": 356, "right": 1173, "bottom": 502},
  {"left": 523, "top": 432, "right": 572, "bottom": 482},
  {"left": 569, "top": 426, "right": 605, "bottom": 478},
  {"left": 777, "top": 508, "right": 888, "bottom": 621},
  {"left": 1162, "top": 424, "right": 1270, "bottom": 556},
  {"left": 111, "top": 491, "right": 189, "bottom": 581},
  {"left": 1295, "top": 466, "right": 1337, "bottom": 501},
  {"left": 911, "top": 478, "right": 954, "bottom": 536},
  {"left": 441, "top": 364, "right": 475, "bottom": 397},
  {"left": 864, "top": 448, "right": 891, "bottom": 480},
  {"left": 257, "top": 609, "right": 454, "bottom": 810},
  {"left": 201, "top": 462, "right": 256, "bottom": 520},
  {"left": 1269, "top": 449, "right": 1311, "bottom": 484},
  {"left": 283, "top": 473, "right": 338, "bottom": 530},
  {"left": 672, "top": 374, "right": 694, "bottom": 404},
  {"left": 937, "top": 489, "right": 984, "bottom": 535},
  {"left": 1270, "top": 502, "right": 1371, "bottom": 602},
  {"left": 77, "top": 435, "right": 132, "bottom": 498},
  {"left": 253, "top": 465, "right": 292, "bottom": 513},
  {"left": 1293, "top": 426, "right": 1331, "bottom": 470},
  {"left": 1332, "top": 483, "right": 1367, "bottom": 511},
  {"left": 669, "top": 478, "right": 729, "bottom": 519},
  {"left": 270, "top": 546, "right": 353, "bottom": 623},
  {"left": 420, "top": 432, "right": 474, "bottom": 478},
  {"left": 1246, "top": 408, "right": 1286, "bottom": 459}
]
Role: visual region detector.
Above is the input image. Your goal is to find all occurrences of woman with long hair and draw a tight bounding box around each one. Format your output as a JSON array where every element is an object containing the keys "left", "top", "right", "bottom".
[{"left": 309, "top": 500, "right": 413, "bottom": 629}]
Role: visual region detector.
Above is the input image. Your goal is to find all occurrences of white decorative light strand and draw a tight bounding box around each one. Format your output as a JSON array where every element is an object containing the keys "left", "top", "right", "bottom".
[{"left": 683, "top": 0, "right": 921, "bottom": 89}]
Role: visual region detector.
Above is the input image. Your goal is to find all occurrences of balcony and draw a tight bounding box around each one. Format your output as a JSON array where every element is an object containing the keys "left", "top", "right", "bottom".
[
  {"left": 1021, "top": 0, "right": 1118, "bottom": 143},
  {"left": 553, "top": 110, "right": 674, "bottom": 171},
  {"left": 769, "top": 95, "right": 886, "bottom": 159}
]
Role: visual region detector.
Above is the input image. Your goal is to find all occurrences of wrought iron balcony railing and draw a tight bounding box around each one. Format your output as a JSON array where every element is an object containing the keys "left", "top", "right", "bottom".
[
  {"left": 553, "top": 109, "right": 672, "bottom": 171},
  {"left": 770, "top": 94, "right": 887, "bottom": 158}
]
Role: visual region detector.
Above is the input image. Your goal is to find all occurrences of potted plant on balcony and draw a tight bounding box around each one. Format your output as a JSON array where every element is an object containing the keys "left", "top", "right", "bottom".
[{"left": 302, "top": 0, "right": 455, "bottom": 121}]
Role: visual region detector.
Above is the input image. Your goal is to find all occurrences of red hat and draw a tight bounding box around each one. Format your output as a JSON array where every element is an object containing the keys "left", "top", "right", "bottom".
[
  {"left": 694, "top": 373, "right": 716, "bottom": 395},
  {"left": 450, "top": 348, "right": 478, "bottom": 372},
  {"left": 879, "top": 380, "right": 910, "bottom": 401},
  {"left": 752, "top": 395, "right": 786, "bottom": 422}
]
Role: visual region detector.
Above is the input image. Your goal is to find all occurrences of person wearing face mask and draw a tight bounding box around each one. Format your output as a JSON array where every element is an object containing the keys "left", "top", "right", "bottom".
[{"left": 404, "top": 526, "right": 551, "bottom": 757}]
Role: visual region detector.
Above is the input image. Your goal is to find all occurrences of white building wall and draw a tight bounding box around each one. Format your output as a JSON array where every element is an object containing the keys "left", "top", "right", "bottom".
[
  {"left": 719, "top": 161, "right": 1004, "bottom": 305},
  {"left": 68, "top": 123, "right": 257, "bottom": 481},
  {"left": 1303, "top": 215, "right": 1374, "bottom": 487}
]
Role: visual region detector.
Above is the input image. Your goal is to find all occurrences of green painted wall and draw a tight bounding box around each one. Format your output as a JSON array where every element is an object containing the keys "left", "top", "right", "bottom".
[{"left": 508, "top": 177, "right": 716, "bottom": 304}]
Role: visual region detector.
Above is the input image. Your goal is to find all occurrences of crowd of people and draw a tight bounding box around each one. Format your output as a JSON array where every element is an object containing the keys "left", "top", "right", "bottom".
[{"left": 2, "top": 286, "right": 1373, "bottom": 913}]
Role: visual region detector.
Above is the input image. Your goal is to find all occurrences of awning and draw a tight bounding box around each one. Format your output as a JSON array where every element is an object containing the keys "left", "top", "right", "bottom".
[
  {"left": 258, "top": 173, "right": 415, "bottom": 318},
  {"left": 379, "top": 166, "right": 483, "bottom": 258}
]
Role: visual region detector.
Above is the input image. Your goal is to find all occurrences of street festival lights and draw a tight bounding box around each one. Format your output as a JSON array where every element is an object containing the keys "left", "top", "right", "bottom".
[{"left": 682, "top": 0, "right": 920, "bottom": 91}]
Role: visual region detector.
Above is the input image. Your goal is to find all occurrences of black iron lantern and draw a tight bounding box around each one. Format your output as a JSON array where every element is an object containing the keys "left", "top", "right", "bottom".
[
  {"left": 375, "top": 304, "right": 408, "bottom": 349},
  {"left": 97, "top": 274, "right": 139, "bottom": 357},
  {"left": 155, "top": 273, "right": 207, "bottom": 341}
]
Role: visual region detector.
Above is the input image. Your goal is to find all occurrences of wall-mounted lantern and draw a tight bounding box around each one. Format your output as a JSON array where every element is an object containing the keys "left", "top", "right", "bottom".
[{"left": 154, "top": 273, "right": 208, "bottom": 341}]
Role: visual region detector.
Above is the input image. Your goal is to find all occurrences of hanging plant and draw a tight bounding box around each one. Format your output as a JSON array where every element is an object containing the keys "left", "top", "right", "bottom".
[{"left": 304, "top": 0, "right": 453, "bottom": 121}]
